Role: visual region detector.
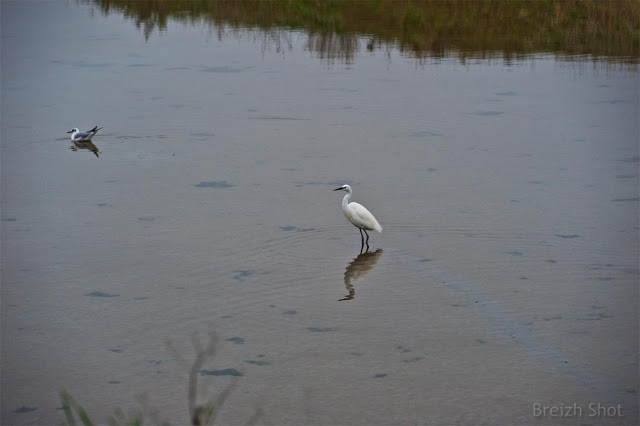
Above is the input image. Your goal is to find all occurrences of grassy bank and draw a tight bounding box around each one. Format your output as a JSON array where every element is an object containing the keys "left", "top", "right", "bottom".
[{"left": 87, "top": 0, "right": 639, "bottom": 63}]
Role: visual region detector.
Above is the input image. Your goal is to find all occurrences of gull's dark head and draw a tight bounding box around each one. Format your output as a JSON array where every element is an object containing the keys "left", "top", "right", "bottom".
[{"left": 67, "top": 128, "right": 79, "bottom": 134}]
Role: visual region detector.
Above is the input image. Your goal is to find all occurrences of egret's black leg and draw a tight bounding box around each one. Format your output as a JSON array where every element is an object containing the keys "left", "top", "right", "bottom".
[
  {"left": 364, "top": 230, "right": 370, "bottom": 251},
  {"left": 359, "top": 228, "right": 365, "bottom": 251}
]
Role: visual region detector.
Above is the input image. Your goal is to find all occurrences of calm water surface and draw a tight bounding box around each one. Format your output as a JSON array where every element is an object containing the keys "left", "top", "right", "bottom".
[{"left": 1, "top": 1, "right": 638, "bottom": 425}]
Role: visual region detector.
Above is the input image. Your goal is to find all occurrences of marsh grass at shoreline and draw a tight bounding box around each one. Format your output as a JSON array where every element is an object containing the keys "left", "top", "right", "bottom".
[{"left": 86, "top": 0, "right": 639, "bottom": 65}]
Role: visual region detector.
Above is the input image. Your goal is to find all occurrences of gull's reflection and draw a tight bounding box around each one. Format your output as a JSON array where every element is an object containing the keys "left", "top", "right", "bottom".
[
  {"left": 70, "top": 141, "right": 100, "bottom": 158},
  {"left": 340, "top": 248, "right": 383, "bottom": 301}
]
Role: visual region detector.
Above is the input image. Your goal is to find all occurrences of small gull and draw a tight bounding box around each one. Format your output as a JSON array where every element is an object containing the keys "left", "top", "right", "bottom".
[{"left": 67, "top": 126, "right": 102, "bottom": 142}]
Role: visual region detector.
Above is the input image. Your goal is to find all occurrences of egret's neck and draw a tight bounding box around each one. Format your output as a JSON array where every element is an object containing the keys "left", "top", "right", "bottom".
[{"left": 342, "top": 191, "right": 351, "bottom": 209}]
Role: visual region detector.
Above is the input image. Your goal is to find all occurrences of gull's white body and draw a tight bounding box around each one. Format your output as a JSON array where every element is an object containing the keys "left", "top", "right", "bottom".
[
  {"left": 68, "top": 126, "right": 102, "bottom": 142},
  {"left": 334, "top": 184, "right": 382, "bottom": 248}
]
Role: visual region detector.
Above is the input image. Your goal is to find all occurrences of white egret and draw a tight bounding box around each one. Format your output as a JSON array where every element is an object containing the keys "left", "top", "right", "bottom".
[
  {"left": 67, "top": 126, "right": 102, "bottom": 142},
  {"left": 333, "top": 184, "right": 382, "bottom": 249}
]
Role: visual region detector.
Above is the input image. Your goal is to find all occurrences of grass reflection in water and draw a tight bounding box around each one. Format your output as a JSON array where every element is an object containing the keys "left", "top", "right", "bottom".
[{"left": 86, "top": 0, "right": 639, "bottom": 65}]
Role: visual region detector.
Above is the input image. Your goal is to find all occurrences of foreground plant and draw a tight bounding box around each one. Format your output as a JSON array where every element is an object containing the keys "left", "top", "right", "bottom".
[{"left": 60, "top": 331, "right": 261, "bottom": 425}]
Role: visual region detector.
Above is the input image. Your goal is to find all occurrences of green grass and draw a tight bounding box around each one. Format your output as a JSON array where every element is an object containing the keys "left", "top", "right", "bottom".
[{"left": 85, "top": 0, "right": 639, "bottom": 62}]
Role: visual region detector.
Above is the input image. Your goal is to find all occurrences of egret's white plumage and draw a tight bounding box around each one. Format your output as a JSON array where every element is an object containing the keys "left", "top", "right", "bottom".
[
  {"left": 67, "top": 126, "right": 102, "bottom": 142},
  {"left": 334, "top": 184, "right": 382, "bottom": 248}
]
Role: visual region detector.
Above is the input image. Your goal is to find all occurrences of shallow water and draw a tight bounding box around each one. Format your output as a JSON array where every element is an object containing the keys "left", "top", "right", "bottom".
[{"left": 1, "top": 1, "right": 638, "bottom": 425}]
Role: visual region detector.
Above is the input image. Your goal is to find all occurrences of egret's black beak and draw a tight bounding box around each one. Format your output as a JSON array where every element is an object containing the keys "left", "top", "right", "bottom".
[{"left": 333, "top": 187, "right": 343, "bottom": 191}]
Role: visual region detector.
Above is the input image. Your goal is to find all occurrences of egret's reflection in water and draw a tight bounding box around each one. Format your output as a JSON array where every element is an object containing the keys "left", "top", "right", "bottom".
[
  {"left": 340, "top": 248, "right": 383, "bottom": 301},
  {"left": 70, "top": 140, "right": 100, "bottom": 157}
]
